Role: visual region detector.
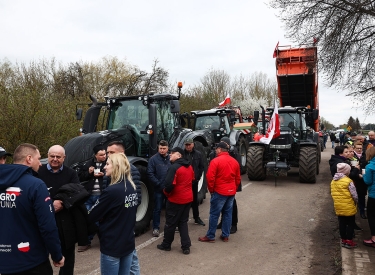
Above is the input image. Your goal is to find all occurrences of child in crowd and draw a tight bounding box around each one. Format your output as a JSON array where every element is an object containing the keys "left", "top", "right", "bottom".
[{"left": 331, "top": 163, "right": 358, "bottom": 249}]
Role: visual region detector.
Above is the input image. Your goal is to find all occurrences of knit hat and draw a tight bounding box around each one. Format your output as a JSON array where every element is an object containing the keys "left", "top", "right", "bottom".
[
  {"left": 337, "top": 163, "right": 351, "bottom": 175},
  {"left": 93, "top": 144, "right": 105, "bottom": 155},
  {"left": 220, "top": 137, "right": 231, "bottom": 147}
]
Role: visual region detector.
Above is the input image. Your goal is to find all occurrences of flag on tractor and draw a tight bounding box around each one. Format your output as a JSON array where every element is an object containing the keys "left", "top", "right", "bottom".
[
  {"left": 218, "top": 94, "right": 230, "bottom": 107},
  {"left": 259, "top": 100, "right": 280, "bottom": 144}
]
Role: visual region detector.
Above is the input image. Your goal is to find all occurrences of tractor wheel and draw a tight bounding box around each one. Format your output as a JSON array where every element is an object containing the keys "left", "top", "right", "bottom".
[
  {"left": 247, "top": 145, "right": 266, "bottom": 181},
  {"left": 299, "top": 147, "right": 317, "bottom": 183},
  {"left": 238, "top": 136, "right": 249, "bottom": 175},
  {"left": 134, "top": 165, "right": 154, "bottom": 236},
  {"left": 194, "top": 141, "right": 208, "bottom": 204}
]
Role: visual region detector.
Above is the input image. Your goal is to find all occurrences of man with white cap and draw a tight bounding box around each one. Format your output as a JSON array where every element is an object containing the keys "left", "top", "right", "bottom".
[{"left": 0, "top": 146, "right": 12, "bottom": 164}]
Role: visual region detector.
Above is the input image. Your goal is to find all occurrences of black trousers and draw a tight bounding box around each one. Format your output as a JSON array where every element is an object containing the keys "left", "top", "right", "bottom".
[
  {"left": 3, "top": 260, "right": 53, "bottom": 275},
  {"left": 161, "top": 201, "right": 192, "bottom": 250},
  {"left": 367, "top": 197, "right": 375, "bottom": 236},
  {"left": 191, "top": 181, "right": 199, "bottom": 219},
  {"left": 59, "top": 245, "right": 75, "bottom": 275},
  {"left": 338, "top": 215, "right": 355, "bottom": 240}
]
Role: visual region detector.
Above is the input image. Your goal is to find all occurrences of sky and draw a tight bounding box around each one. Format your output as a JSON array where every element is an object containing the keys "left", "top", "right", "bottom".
[{"left": 0, "top": 0, "right": 372, "bottom": 127}]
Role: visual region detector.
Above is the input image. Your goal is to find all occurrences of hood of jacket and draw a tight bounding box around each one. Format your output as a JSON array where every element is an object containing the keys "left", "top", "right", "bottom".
[
  {"left": 0, "top": 164, "right": 32, "bottom": 190},
  {"left": 172, "top": 157, "right": 190, "bottom": 168}
]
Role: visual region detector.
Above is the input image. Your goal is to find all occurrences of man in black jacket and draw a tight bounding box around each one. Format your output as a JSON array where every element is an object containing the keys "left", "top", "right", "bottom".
[
  {"left": 184, "top": 138, "right": 205, "bottom": 226},
  {"left": 38, "top": 145, "right": 88, "bottom": 275}
]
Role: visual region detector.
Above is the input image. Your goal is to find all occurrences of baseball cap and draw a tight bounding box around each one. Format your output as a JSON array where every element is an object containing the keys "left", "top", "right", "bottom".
[
  {"left": 184, "top": 138, "right": 194, "bottom": 145},
  {"left": 0, "top": 147, "right": 12, "bottom": 158},
  {"left": 170, "top": 147, "right": 185, "bottom": 157},
  {"left": 216, "top": 142, "right": 229, "bottom": 149}
]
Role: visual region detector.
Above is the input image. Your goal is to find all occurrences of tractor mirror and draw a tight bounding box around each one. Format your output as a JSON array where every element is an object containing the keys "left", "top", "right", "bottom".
[
  {"left": 312, "top": 109, "right": 319, "bottom": 120},
  {"left": 170, "top": 100, "right": 180, "bottom": 113},
  {"left": 76, "top": 108, "right": 83, "bottom": 120}
]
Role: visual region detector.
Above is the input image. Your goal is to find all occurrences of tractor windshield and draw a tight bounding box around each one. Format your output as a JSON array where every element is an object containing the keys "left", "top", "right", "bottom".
[
  {"left": 107, "top": 98, "right": 177, "bottom": 147},
  {"left": 278, "top": 112, "right": 306, "bottom": 131},
  {"left": 194, "top": 115, "right": 231, "bottom": 134}
]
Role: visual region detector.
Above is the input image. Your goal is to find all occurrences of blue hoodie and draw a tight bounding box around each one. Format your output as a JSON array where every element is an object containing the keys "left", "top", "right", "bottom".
[
  {"left": 364, "top": 157, "right": 375, "bottom": 199},
  {"left": 0, "top": 164, "right": 62, "bottom": 273}
]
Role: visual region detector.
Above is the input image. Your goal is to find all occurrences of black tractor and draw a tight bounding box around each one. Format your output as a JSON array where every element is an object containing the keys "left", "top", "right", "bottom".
[{"left": 247, "top": 106, "right": 320, "bottom": 183}]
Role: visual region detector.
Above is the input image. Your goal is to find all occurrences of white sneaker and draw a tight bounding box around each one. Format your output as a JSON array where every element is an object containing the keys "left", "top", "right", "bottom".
[{"left": 152, "top": 229, "right": 160, "bottom": 237}]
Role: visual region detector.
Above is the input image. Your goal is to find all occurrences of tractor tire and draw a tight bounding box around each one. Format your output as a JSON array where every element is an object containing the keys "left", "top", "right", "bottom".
[
  {"left": 316, "top": 147, "right": 320, "bottom": 175},
  {"left": 134, "top": 165, "right": 154, "bottom": 236},
  {"left": 247, "top": 145, "right": 266, "bottom": 181},
  {"left": 194, "top": 141, "right": 208, "bottom": 204},
  {"left": 299, "top": 147, "right": 317, "bottom": 183},
  {"left": 238, "top": 136, "right": 249, "bottom": 175}
]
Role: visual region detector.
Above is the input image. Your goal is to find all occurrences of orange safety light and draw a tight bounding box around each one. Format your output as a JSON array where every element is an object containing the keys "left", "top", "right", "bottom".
[{"left": 177, "top": 82, "right": 183, "bottom": 88}]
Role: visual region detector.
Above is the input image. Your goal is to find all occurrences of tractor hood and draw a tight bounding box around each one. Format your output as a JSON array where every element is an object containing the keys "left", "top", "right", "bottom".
[{"left": 64, "top": 128, "right": 130, "bottom": 167}]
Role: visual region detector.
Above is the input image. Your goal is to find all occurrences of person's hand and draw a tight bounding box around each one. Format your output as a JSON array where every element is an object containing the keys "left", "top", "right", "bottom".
[
  {"left": 53, "top": 256, "right": 65, "bottom": 267},
  {"left": 94, "top": 172, "right": 104, "bottom": 177},
  {"left": 88, "top": 166, "right": 95, "bottom": 174},
  {"left": 53, "top": 200, "right": 64, "bottom": 213}
]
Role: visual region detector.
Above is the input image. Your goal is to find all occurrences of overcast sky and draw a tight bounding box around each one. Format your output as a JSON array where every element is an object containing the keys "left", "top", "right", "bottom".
[{"left": 1, "top": 0, "right": 372, "bottom": 127}]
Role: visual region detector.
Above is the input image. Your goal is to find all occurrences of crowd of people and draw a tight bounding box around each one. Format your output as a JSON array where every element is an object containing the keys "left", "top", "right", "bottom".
[
  {"left": 0, "top": 137, "right": 241, "bottom": 274},
  {"left": 329, "top": 131, "right": 375, "bottom": 249}
]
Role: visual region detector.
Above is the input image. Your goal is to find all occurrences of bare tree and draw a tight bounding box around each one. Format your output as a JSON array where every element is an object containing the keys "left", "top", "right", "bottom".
[{"left": 269, "top": 0, "right": 375, "bottom": 107}]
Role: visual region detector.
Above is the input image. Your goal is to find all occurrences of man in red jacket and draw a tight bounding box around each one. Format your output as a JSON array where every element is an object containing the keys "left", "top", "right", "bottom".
[
  {"left": 157, "top": 147, "right": 194, "bottom": 255},
  {"left": 199, "top": 141, "right": 241, "bottom": 243}
]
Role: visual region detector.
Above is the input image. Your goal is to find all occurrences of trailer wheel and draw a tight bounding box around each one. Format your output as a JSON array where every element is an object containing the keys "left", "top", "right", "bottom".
[
  {"left": 247, "top": 145, "right": 266, "bottom": 181},
  {"left": 134, "top": 165, "right": 154, "bottom": 236},
  {"left": 299, "top": 147, "right": 317, "bottom": 183},
  {"left": 238, "top": 136, "right": 249, "bottom": 175},
  {"left": 194, "top": 141, "right": 208, "bottom": 204}
]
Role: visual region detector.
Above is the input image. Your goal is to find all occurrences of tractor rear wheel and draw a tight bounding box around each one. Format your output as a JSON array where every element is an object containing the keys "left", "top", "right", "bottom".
[
  {"left": 299, "top": 147, "right": 317, "bottom": 183},
  {"left": 134, "top": 165, "right": 154, "bottom": 236},
  {"left": 247, "top": 145, "right": 266, "bottom": 181}
]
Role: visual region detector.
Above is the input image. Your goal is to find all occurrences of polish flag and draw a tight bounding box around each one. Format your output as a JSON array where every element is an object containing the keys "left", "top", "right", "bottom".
[
  {"left": 6, "top": 187, "right": 22, "bottom": 196},
  {"left": 260, "top": 100, "right": 280, "bottom": 144},
  {"left": 218, "top": 94, "right": 231, "bottom": 107},
  {"left": 18, "top": 242, "right": 30, "bottom": 252}
]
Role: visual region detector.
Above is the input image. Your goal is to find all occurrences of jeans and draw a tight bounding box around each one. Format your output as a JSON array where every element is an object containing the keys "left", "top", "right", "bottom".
[
  {"left": 331, "top": 141, "right": 335, "bottom": 148},
  {"left": 130, "top": 250, "right": 141, "bottom": 275},
  {"left": 100, "top": 249, "right": 140, "bottom": 275},
  {"left": 2, "top": 260, "right": 53, "bottom": 275},
  {"left": 206, "top": 192, "right": 234, "bottom": 239},
  {"left": 85, "top": 195, "right": 100, "bottom": 242},
  {"left": 153, "top": 191, "right": 165, "bottom": 230}
]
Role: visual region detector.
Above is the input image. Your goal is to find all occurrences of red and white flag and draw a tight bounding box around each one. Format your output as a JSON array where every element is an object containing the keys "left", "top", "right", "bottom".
[
  {"left": 218, "top": 94, "right": 231, "bottom": 107},
  {"left": 260, "top": 100, "right": 280, "bottom": 144}
]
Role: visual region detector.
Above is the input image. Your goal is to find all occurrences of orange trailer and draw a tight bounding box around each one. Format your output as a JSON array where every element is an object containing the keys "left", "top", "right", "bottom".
[{"left": 275, "top": 45, "right": 319, "bottom": 131}]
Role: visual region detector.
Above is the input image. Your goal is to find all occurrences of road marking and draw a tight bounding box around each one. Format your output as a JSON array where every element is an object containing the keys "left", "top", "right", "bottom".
[
  {"left": 136, "top": 234, "right": 164, "bottom": 251},
  {"left": 241, "top": 181, "right": 252, "bottom": 189}
]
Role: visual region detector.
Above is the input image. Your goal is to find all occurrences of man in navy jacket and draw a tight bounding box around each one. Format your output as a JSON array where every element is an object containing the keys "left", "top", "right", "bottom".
[{"left": 0, "top": 143, "right": 64, "bottom": 275}]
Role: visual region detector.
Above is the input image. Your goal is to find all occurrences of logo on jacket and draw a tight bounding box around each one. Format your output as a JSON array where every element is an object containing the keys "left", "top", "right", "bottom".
[
  {"left": 18, "top": 242, "right": 30, "bottom": 252},
  {"left": 124, "top": 193, "right": 138, "bottom": 208},
  {"left": 0, "top": 188, "right": 19, "bottom": 208},
  {"left": 6, "top": 187, "right": 22, "bottom": 196}
]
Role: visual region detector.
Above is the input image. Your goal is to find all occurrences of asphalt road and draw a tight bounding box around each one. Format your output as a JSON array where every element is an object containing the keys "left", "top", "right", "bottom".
[{"left": 54, "top": 148, "right": 338, "bottom": 275}]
